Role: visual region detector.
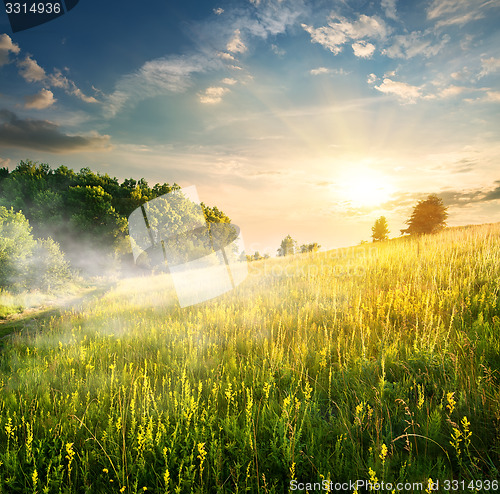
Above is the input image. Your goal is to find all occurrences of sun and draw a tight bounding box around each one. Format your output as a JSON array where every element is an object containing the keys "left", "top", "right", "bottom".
[{"left": 334, "top": 167, "right": 395, "bottom": 209}]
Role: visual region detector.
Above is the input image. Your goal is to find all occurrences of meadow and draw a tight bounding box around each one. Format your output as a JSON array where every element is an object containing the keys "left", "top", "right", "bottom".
[{"left": 0, "top": 224, "right": 499, "bottom": 493}]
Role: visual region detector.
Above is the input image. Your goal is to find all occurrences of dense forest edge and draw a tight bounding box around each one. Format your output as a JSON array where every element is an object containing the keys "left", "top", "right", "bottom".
[{"left": 0, "top": 160, "right": 231, "bottom": 297}]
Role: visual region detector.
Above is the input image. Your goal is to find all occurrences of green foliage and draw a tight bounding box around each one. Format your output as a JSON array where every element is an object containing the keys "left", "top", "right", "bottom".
[
  {"left": 0, "top": 206, "right": 35, "bottom": 288},
  {"left": 372, "top": 216, "right": 389, "bottom": 242},
  {"left": 0, "top": 161, "right": 230, "bottom": 263},
  {"left": 300, "top": 242, "right": 321, "bottom": 253},
  {"left": 277, "top": 234, "right": 297, "bottom": 256},
  {"left": 0, "top": 207, "right": 71, "bottom": 292},
  {"left": 27, "top": 238, "right": 72, "bottom": 291},
  {"left": 246, "top": 251, "right": 270, "bottom": 261},
  {"left": 401, "top": 194, "right": 448, "bottom": 236}
]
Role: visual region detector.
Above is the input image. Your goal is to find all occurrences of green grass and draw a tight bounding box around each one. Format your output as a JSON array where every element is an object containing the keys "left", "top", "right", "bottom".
[{"left": 0, "top": 225, "right": 499, "bottom": 493}]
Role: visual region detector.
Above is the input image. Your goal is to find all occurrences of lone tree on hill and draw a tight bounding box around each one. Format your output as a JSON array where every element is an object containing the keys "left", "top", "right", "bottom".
[
  {"left": 401, "top": 194, "right": 448, "bottom": 235},
  {"left": 277, "top": 235, "right": 297, "bottom": 256},
  {"left": 371, "top": 216, "right": 389, "bottom": 242}
]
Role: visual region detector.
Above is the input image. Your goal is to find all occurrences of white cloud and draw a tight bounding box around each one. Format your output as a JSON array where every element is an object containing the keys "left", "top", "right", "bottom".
[
  {"left": 199, "top": 86, "right": 230, "bottom": 104},
  {"left": 485, "top": 91, "right": 500, "bottom": 103},
  {"left": 218, "top": 51, "right": 237, "bottom": 62},
  {"left": 479, "top": 57, "right": 500, "bottom": 78},
  {"left": 227, "top": 29, "right": 247, "bottom": 54},
  {"left": 352, "top": 41, "right": 375, "bottom": 58},
  {"left": 438, "top": 85, "right": 469, "bottom": 98},
  {"left": 15, "top": 53, "right": 97, "bottom": 104},
  {"left": 221, "top": 77, "right": 237, "bottom": 85},
  {"left": 367, "top": 73, "right": 378, "bottom": 84},
  {"left": 17, "top": 55, "right": 46, "bottom": 82},
  {"left": 310, "top": 67, "right": 330, "bottom": 75},
  {"left": 374, "top": 78, "right": 421, "bottom": 103},
  {"left": 383, "top": 31, "right": 449, "bottom": 59},
  {"left": 214, "top": 7, "right": 224, "bottom": 15},
  {"left": 0, "top": 34, "right": 20, "bottom": 66},
  {"left": 24, "top": 88, "right": 56, "bottom": 109},
  {"left": 302, "top": 14, "right": 387, "bottom": 55},
  {"left": 381, "top": 0, "right": 398, "bottom": 20}
]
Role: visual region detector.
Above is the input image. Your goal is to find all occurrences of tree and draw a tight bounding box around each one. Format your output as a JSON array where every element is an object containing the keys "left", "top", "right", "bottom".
[
  {"left": 401, "top": 194, "right": 448, "bottom": 236},
  {"left": 277, "top": 235, "right": 297, "bottom": 256},
  {"left": 300, "top": 242, "right": 321, "bottom": 253},
  {"left": 371, "top": 216, "right": 389, "bottom": 242},
  {"left": 0, "top": 207, "right": 71, "bottom": 291},
  {"left": 0, "top": 207, "right": 35, "bottom": 289}
]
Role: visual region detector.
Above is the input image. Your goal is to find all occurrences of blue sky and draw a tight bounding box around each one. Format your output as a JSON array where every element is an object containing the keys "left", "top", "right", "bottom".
[{"left": 1, "top": 0, "right": 499, "bottom": 253}]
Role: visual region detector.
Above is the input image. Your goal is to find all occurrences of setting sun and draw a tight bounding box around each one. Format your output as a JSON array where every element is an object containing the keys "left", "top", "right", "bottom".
[{"left": 335, "top": 168, "right": 395, "bottom": 208}]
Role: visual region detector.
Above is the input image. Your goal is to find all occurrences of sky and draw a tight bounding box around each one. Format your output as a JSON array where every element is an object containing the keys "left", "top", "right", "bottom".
[{"left": 0, "top": 0, "right": 499, "bottom": 255}]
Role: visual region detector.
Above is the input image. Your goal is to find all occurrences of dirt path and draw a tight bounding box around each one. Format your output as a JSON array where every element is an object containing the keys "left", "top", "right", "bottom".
[{"left": 0, "top": 283, "right": 114, "bottom": 343}]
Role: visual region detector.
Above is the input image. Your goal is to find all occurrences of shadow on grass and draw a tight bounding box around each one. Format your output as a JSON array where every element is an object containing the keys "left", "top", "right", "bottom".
[{"left": 0, "top": 283, "right": 115, "bottom": 346}]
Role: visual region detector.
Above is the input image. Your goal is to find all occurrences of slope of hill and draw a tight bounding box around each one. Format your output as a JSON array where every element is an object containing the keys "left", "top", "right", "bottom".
[{"left": 0, "top": 223, "right": 499, "bottom": 491}]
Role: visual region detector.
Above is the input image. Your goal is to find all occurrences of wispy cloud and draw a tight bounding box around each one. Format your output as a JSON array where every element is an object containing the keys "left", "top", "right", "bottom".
[
  {"left": 271, "top": 44, "right": 286, "bottom": 56},
  {"left": 381, "top": 0, "right": 398, "bottom": 20},
  {"left": 0, "top": 34, "right": 20, "bottom": 67},
  {"left": 49, "top": 69, "right": 98, "bottom": 103},
  {"left": 302, "top": 13, "right": 387, "bottom": 55},
  {"left": 0, "top": 109, "right": 111, "bottom": 152},
  {"left": 382, "top": 31, "right": 449, "bottom": 59},
  {"left": 213, "top": 7, "right": 224, "bottom": 15},
  {"left": 105, "top": 54, "right": 218, "bottom": 117},
  {"left": 427, "top": 0, "right": 497, "bottom": 27},
  {"left": 479, "top": 57, "right": 500, "bottom": 78},
  {"left": 24, "top": 88, "right": 56, "bottom": 109}
]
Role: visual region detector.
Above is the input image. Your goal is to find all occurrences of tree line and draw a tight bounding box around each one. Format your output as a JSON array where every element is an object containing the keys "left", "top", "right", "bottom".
[{"left": 0, "top": 160, "right": 233, "bottom": 291}]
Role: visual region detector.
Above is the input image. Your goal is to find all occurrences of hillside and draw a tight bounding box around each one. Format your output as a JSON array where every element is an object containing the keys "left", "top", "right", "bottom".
[{"left": 0, "top": 223, "right": 499, "bottom": 492}]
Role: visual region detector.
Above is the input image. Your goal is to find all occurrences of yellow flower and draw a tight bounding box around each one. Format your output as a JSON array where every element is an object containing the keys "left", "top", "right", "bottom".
[
  {"left": 379, "top": 443, "right": 388, "bottom": 463},
  {"left": 446, "top": 392, "right": 456, "bottom": 414}
]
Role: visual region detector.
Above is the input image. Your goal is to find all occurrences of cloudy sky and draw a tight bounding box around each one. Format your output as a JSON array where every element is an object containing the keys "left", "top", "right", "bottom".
[{"left": 1, "top": 0, "right": 499, "bottom": 253}]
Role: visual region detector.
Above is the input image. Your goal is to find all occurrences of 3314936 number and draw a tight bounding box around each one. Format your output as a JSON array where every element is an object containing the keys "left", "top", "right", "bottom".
[{"left": 5, "top": 3, "right": 61, "bottom": 14}]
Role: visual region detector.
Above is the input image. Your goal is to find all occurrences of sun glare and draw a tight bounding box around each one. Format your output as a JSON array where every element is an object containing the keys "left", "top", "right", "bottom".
[{"left": 334, "top": 167, "right": 395, "bottom": 209}]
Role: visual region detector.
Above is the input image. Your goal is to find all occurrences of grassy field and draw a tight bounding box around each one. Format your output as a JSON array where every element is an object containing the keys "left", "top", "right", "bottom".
[{"left": 0, "top": 224, "right": 499, "bottom": 493}]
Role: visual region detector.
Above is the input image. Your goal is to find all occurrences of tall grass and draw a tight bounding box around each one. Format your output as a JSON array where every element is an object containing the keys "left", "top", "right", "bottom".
[{"left": 0, "top": 224, "right": 499, "bottom": 492}]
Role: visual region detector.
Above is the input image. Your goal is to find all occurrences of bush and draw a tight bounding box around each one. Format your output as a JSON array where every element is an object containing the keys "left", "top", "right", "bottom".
[{"left": 0, "top": 207, "right": 72, "bottom": 292}]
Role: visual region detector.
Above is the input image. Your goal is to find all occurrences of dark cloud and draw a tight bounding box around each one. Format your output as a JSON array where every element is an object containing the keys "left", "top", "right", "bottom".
[
  {"left": 382, "top": 184, "right": 500, "bottom": 211},
  {"left": 482, "top": 182, "right": 500, "bottom": 202},
  {"left": 0, "top": 109, "right": 111, "bottom": 153}
]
